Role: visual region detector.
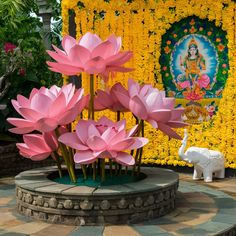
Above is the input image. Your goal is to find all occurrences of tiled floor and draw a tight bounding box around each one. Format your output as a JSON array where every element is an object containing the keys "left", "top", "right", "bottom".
[{"left": 0, "top": 173, "right": 236, "bottom": 236}]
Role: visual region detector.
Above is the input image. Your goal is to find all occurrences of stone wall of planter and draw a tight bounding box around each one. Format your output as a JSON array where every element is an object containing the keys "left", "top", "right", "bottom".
[
  {"left": 0, "top": 143, "right": 54, "bottom": 177},
  {"left": 15, "top": 167, "right": 179, "bottom": 225}
]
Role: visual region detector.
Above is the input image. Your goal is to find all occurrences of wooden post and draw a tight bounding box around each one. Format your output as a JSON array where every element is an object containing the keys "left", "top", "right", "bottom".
[{"left": 69, "top": 10, "right": 81, "bottom": 89}]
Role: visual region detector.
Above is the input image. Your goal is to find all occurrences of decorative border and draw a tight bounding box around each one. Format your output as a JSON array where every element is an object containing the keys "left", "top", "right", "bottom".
[
  {"left": 15, "top": 167, "right": 179, "bottom": 225},
  {"left": 60, "top": 0, "right": 236, "bottom": 169}
]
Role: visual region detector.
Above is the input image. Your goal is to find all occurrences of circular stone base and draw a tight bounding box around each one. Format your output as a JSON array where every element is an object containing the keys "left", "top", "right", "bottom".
[{"left": 15, "top": 167, "right": 179, "bottom": 225}]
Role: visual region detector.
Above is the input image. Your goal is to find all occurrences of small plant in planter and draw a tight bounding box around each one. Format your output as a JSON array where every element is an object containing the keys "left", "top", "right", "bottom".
[{"left": 7, "top": 32, "right": 187, "bottom": 184}]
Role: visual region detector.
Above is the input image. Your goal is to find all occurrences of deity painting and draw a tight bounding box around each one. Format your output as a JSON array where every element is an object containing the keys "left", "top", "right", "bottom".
[
  {"left": 170, "top": 34, "right": 218, "bottom": 101},
  {"left": 160, "top": 16, "right": 228, "bottom": 123}
]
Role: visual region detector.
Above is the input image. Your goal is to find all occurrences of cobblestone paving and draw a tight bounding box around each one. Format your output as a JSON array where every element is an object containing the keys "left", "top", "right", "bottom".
[{"left": 0, "top": 174, "right": 236, "bottom": 236}]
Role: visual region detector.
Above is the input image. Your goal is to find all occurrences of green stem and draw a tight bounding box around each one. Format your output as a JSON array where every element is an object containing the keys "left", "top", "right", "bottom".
[
  {"left": 92, "top": 162, "right": 96, "bottom": 181},
  {"left": 55, "top": 128, "right": 77, "bottom": 183},
  {"left": 132, "top": 148, "right": 140, "bottom": 175},
  {"left": 109, "top": 159, "right": 113, "bottom": 176},
  {"left": 137, "top": 120, "right": 144, "bottom": 174},
  {"left": 89, "top": 74, "right": 95, "bottom": 120},
  {"left": 115, "top": 162, "right": 118, "bottom": 175},
  {"left": 81, "top": 165, "right": 87, "bottom": 180},
  {"left": 101, "top": 159, "right": 105, "bottom": 182},
  {"left": 52, "top": 152, "right": 62, "bottom": 178},
  {"left": 118, "top": 164, "right": 122, "bottom": 175},
  {"left": 117, "top": 111, "right": 120, "bottom": 121}
]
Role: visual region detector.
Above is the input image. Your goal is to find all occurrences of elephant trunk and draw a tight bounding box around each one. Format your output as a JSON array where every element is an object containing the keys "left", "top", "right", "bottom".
[{"left": 178, "top": 129, "right": 188, "bottom": 162}]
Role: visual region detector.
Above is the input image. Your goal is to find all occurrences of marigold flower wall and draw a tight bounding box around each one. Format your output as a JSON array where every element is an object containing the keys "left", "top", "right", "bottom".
[{"left": 61, "top": 0, "right": 236, "bottom": 169}]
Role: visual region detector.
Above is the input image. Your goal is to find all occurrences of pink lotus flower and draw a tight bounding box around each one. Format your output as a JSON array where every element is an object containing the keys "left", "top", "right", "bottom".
[
  {"left": 58, "top": 116, "right": 148, "bottom": 166},
  {"left": 47, "top": 32, "right": 133, "bottom": 81},
  {"left": 197, "top": 74, "right": 210, "bottom": 89},
  {"left": 114, "top": 79, "right": 187, "bottom": 139},
  {"left": 7, "top": 84, "right": 89, "bottom": 134},
  {"left": 94, "top": 83, "right": 129, "bottom": 112},
  {"left": 178, "top": 81, "right": 191, "bottom": 89},
  {"left": 16, "top": 132, "right": 58, "bottom": 161},
  {"left": 4, "top": 42, "right": 17, "bottom": 53}
]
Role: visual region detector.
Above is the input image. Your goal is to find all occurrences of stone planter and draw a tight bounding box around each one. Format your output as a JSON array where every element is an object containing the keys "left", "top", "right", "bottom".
[{"left": 15, "top": 167, "right": 179, "bottom": 225}]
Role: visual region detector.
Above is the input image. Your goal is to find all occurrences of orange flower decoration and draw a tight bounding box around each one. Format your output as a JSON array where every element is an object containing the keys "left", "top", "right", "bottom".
[
  {"left": 217, "top": 44, "right": 225, "bottom": 52},
  {"left": 189, "top": 26, "right": 196, "bottom": 33},
  {"left": 216, "top": 38, "right": 221, "bottom": 42},
  {"left": 190, "top": 19, "right": 195, "bottom": 25},
  {"left": 207, "top": 31, "right": 212, "bottom": 36},
  {"left": 166, "top": 40, "right": 171, "bottom": 45},
  {"left": 164, "top": 46, "right": 171, "bottom": 54}
]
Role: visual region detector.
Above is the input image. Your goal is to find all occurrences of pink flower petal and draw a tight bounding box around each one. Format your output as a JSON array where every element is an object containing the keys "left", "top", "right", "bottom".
[
  {"left": 107, "top": 35, "right": 121, "bottom": 53},
  {"left": 8, "top": 127, "right": 35, "bottom": 134},
  {"left": 92, "top": 40, "right": 115, "bottom": 59},
  {"left": 106, "top": 51, "right": 133, "bottom": 66},
  {"left": 23, "top": 134, "right": 50, "bottom": 152},
  {"left": 163, "top": 97, "right": 175, "bottom": 109},
  {"left": 68, "top": 45, "right": 90, "bottom": 65},
  {"left": 59, "top": 132, "right": 88, "bottom": 150},
  {"left": 130, "top": 96, "right": 148, "bottom": 120},
  {"left": 30, "top": 152, "right": 52, "bottom": 161},
  {"left": 7, "top": 118, "right": 34, "bottom": 128},
  {"left": 79, "top": 32, "right": 102, "bottom": 52},
  {"left": 110, "top": 138, "right": 134, "bottom": 151},
  {"left": 95, "top": 90, "right": 113, "bottom": 108},
  {"left": 171, "top": 108, "right": 185, "bottom": 121},
  {"left": 128, "top": 137, "right": 149, "bottom": 150},
  {"left": 62, "top": 35, "right": 77, "bottom": 54},
  {"left": 149, "top": 110, "right": 172, "bottom": 122},
  {"left": 43, "top": 132, "right": 58, "bottom": 150},
  {"left": 128, "top": 78, "right": 140, "bottom": 97},
  {"left": 47, "top": 61, "right": 83, "bottom": 75},
  {"left": 76, "top": 120, "right": 94, "bottom": 144},
  {"left": 113, "top": 90, "right": 130, "bottom": 110},
  {"left": 36, "top": 117, "right": 58, "bottom": 132},
  {"left": 74, "top": 150, "right": 97, "bottom": 164},
  {"left": 157, "top": 123, "right": 182, "bottom": 140},
  {"left": 16, "top": 143, "right": 38, "bottom": 156},
  {"left": 47, "top": 50, "right": 70, "bottom": 64},
  {"left": 126, "top": 125, "right": 139, "bottom": 137},
  {"left": 87, "top": 136, "right": 107, "bottom": 151},
  {"left": 29, "top": 88, "right": 39, "bottom": 101},
  {"left": 167, "top": 121, "right": 188, "bottom": 128},
  {"left": 88, "top": 124, "right": 100, "bottom": 138},
  {"left": 16, "top": 95, "right": 30, "bottom": 107},
  {"left": 49, "top": 92, "right": 66, "bottom": 118},
  {"left": 19, "top": 108, "right": 43, "bottom": 121},
  {"left": 84, "top": 56, "right": 106, "bottom": 74},
  {"left": 67, "top": 88, "right": 84, "bottom": 109},
  {"left": 114, "top": 152, "right": 135, "bottom": 166},
  {"left": 52, "top": 45, "right": 66, "bottom": 56},
  {"left": 30, "top": 93, "right": 53, "bottom": 116}
]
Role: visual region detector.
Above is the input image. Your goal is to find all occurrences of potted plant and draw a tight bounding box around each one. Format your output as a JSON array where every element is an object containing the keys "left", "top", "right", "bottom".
[{"left": 10, "top": 32, "right": 187, "bottom": 225}]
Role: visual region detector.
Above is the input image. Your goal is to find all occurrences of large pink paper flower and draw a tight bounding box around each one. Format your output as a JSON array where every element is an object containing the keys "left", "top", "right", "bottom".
[
  {"left": 58, "top": 116, "right": 148, "bottom": 166},
  {"left": 16, "top": 132, "right": 58, "bottom": 161},
  {"left": 7, "top": 83, "right": 89, "bottom": 134},
  {"left": 114, "top": 79, "right": 187, "bottom": 139},
  {"left": 94, "top": 83, "right": 129, "bottom": 112},
  {"left": 47, "top": 32, "right": 133, "bottom": 80}
]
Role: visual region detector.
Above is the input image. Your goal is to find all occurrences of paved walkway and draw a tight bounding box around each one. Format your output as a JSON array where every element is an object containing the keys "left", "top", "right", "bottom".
[{"left": 0, "top": 173, "right": 236, "bottom": 236}]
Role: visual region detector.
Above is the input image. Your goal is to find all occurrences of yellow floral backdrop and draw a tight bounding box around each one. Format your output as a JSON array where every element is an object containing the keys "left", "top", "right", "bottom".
[{"left": 61, "top": 0, "right": 236, "bottom": 169}]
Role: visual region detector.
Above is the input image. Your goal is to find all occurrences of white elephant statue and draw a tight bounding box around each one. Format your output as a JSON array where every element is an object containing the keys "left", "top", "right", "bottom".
[{"left": 178, "top": 129, "right": 225, "bottom": 182}]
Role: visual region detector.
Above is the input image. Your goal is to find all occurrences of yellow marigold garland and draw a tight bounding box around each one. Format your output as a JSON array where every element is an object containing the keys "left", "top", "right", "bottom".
[{"left": 61, "top": 0, "right": 236, "bottom": 169}]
